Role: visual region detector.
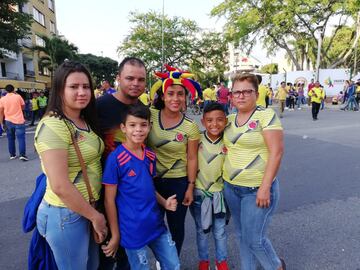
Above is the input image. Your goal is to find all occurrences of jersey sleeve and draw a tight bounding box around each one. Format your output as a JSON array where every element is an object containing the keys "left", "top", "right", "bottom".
[
  {"left": 261, "top": 109, "right": 283, "bottom": 131},
  {"left": 34, "top": 117, "right": 71, "bottom": 153},
  {"left": 102, "top": 151, "right": 119, "bottom": 185},
  {"left": 188, "top": 121, "right": 201, "bottom": 140}
]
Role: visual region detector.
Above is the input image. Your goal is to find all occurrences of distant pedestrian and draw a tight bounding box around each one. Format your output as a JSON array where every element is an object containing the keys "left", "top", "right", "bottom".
[
  {"left": 102, "top": 80, "right": 117, "bottom": 95},
  {"left": 30, "top": 92, "right": 39, "bottom": 126},
  {"left": 37, "top": 91, "right": 48, "bottom": 119},
  {"left": 275, "top": 81, "right": 288, "bottom": 118},
  {"left": 0, "top": 84, "right": 28, "bottom": 161},
  {"left": 308, "top": 81, "right": 325, "bottom": 120},
  {"left": 217, "top": 82, "right": 230, "bottom": 115}
]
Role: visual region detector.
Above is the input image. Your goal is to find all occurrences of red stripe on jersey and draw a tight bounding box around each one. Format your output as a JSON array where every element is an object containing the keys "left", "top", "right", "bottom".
[
  {"left": 118, "top": 153, "right": 129, "bottom": 163},
  {"left": 119, "top": 156, "right": 131, "bottom": 166},
  {"left": 117, "top": 151, "right": 127, "bottom": 160}
]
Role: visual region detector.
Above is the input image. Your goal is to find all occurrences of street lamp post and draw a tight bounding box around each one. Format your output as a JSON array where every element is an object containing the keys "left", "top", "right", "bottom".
[
  {"left": 161, "top": 0, "right": 165, "bottom": 71},
  {"left": 315, "top": 28, "right": 323, "bottom": 81}
]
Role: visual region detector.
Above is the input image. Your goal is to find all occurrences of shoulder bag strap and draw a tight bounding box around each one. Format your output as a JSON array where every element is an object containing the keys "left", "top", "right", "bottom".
[{"left": 64, "top": 120, "right": 96, "bottom": 205}]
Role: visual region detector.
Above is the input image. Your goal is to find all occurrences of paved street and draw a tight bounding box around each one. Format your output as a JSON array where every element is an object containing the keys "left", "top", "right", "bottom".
[{"left": 0, "top": 105, "right": 359, "bottom": 270}]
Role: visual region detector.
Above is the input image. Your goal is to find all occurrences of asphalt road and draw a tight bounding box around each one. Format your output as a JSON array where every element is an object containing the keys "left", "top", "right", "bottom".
[{"left": 0, "top": 104, "right": 359, "bottom": 270}]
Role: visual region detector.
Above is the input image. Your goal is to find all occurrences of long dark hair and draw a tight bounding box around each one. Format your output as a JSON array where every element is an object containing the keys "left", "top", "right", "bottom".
[{"left": 46, "top": 61, "right": 100, "bottom": 136}]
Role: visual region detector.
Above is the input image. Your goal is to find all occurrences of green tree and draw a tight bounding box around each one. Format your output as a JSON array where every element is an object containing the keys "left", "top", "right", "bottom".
[
  {"left": 0, "top": 0, "right": 32, "bottom": 57},
  {"left": 32, "top": 34, "right": 78, "bottom": 77},
  {"left": 260, "top": 63, "right": 278, "bottom": 74},
  {"left": 190, "top": 31, "right": 228, "bottom": 86},
  {"left": 77, "top": 53, "right": 118, "bottom": 86},
  {"left": 117, "top": 11, "right": 199, "bottom": 73},
  {"left": 211, "top": 0, "right": 360, "bottom": 70}
]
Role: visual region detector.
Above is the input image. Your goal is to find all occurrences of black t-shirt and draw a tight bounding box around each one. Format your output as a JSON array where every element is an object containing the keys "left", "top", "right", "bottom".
[{"left": 96, "top": 94, "right": 130, "bottom": 133}]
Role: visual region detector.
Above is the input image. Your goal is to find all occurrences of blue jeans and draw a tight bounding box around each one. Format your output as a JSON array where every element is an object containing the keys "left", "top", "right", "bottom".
[
  {"left": 190, "top": 193, "right": 227, "bottom": 262},
  {"left": 5, "top": 120, "right": 26, "bottom": 156},
  {"left": 125, "top": 232, "right": 180, "bottom": 270},
  {"left": 224, "top": 180, "right": 281, "bottom": 270},
  {"left": 297, "top": 96, "right": 306, "bottom": 108},
  {"left": 37, "top": 200, "right": 99, "bottom": 270}
]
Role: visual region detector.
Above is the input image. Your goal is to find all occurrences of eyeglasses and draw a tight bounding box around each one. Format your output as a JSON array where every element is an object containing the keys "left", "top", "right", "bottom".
[{"left": 231, "top": 89, "right": 255, "bottom": 98}]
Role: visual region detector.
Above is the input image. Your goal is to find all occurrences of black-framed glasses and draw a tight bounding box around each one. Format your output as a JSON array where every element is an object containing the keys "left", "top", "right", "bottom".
[{"left": 231, "top": 89, "right": 255, "bottom": 98}]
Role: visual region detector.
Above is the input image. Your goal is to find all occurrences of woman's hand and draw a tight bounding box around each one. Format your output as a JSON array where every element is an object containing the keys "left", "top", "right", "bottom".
[
  {"left": 165, "top": 194, "right": 178, "bottom": 211},
  {"left": 182, "top": 188, "right": 193, "bottom": 206},
  {"left": 91, "top": 212, "right": 108, "bottom": 243},
  {"left": 102, "top": 236, "right": 119, "bottom": 258},
  {"left": 256, "top": 185, "right": 271, "bottom": 208}
]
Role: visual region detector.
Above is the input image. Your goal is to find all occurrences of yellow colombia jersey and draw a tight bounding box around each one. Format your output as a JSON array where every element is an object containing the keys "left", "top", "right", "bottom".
[
  {"left": 308, "top": 87, "right": 325, "bottom": 103},
  {"left": 34, "top": 116, "right": 104, "bottom": 207},
  {"left": 223, "top": 107, "right": 282, "bottom": 187},
  {"left": 147, "top": 108, "right": 200, "bottom": 178},
  {"left": 196, "top": 132, "right": 226, "bottom": 192}
]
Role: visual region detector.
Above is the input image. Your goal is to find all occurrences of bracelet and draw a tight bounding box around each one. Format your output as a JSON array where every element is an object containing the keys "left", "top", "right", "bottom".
[{"left": 188, "top": 181, "right": 195, "bottom": 185}]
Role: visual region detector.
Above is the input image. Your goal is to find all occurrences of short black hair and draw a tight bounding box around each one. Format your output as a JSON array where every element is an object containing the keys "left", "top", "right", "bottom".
[
  {"left": 256, "top": 74, "right": 262, "bottom": 84},
  {"left": 118, "top": 57, "right": 146, "bottom": 75},
  {"left": 203, "top": 101, "right": 226, "bottom": 116},
  {"left": 5, "top": 84, "right": 15, "bottom": 93},
  {"left": 122, "top": 103, "right": 151, "bottom": 124}
]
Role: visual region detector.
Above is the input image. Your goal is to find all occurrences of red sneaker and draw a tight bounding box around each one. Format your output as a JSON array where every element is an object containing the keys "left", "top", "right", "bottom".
[
  {"left": 215, "top": 260, "right": 229, "bottom": 270},
  {"left": 198, "top": 260, "right": 210, "bottom": 270}
]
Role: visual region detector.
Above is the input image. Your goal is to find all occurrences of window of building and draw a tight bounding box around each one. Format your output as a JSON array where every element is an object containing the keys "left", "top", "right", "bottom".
[
  {"left": 50, "top": 21, "right": 56, "bottom": 33},
  {"left": 35, "top": 35, "right": 45, "bottom": 47},
  {"left": 48, "top": 0, "right": 54, "bottom": 11},
  {"left": 39, "top": 64, "right": 51, "bottom": 76},
  {"left": 1, "top": 62, "right": 6, "bottom": 77},
  {"left": 33, "top": 7, "right": 45, "bottom": 26}
]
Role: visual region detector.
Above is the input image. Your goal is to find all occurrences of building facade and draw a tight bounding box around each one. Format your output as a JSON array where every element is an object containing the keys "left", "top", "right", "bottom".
[{"left": 0, "top": 0, "right": 57, "bottom": 92}]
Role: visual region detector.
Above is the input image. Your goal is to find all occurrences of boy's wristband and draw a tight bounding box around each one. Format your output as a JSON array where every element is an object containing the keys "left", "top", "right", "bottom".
[{"left": 188, "top": 181, "right": 195, "bottom": 185}]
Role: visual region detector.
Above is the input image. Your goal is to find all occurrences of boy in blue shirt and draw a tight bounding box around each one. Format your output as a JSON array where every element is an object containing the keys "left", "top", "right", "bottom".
[
  {"left": 190, "top": 102, "right": 229, "bottom": 270},
  {"left": 102, "top": 104, "right": 180, "bottom": 270}
]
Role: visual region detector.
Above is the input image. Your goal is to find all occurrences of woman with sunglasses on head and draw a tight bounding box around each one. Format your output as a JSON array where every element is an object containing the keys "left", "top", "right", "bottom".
[
  {"left": 35, "top": 61, "right": 107, "bottom": 270},
  {"left": 223, "top": 73, "right": 286, "bottom": 270},
  {"left": 148, "top": 66, "right": 200, "bottom": 255}
]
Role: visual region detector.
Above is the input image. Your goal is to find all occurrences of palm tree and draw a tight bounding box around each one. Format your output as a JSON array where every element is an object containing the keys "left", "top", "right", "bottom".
[{"left": 32, "top": 34, "right": 78, "bottom": 79}]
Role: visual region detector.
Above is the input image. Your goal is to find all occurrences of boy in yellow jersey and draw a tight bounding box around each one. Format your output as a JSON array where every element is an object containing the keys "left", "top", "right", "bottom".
[{"left": 190, "top": 102, "right": 229, "bottom": 270}]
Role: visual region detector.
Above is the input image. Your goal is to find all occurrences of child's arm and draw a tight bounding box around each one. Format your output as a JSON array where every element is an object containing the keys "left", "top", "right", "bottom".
[
  {"left": 102, "top": 184, "right": 120, "bottom": 258},
  {"left": 156, "top": 192, "right": 177, "bottom": 211}
]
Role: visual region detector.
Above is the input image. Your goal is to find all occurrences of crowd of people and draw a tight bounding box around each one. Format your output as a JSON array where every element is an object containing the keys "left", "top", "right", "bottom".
[{"left": 8, "top": 57, "right": 286, "bottom": 270}]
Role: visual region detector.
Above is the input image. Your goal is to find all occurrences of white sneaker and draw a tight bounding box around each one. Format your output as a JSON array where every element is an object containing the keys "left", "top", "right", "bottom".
[
  {"left": 156, "top": 261, "right": 161, "bottom": 270},
  {"left": 298, "top": 107, "right": 301, "bottom": 110}
]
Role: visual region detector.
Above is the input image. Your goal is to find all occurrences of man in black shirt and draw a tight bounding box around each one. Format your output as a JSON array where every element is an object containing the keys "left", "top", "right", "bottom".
[{"left": 96, "top": 57, "right": 146, "bottom": 270}]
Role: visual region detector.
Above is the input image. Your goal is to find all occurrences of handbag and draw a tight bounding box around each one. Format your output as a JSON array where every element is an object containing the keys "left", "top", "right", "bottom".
[{"left": 64, "top": 120, "right": 102, "bottom": 244}]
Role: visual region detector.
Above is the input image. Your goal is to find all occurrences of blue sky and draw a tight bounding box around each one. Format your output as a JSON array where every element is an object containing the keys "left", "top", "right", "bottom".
[{"left": 56, "top": 0, "right": 227, "bottom": 61}]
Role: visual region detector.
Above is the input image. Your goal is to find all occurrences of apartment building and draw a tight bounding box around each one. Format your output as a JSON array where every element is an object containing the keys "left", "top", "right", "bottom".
[{"left": 0, "top": 0, "right": 57, "bottom": 92}]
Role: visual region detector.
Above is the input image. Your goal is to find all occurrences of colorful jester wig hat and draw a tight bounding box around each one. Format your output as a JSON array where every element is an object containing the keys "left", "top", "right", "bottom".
[{"left": 150, "top": 64, "right": 202, "bottom": 100}]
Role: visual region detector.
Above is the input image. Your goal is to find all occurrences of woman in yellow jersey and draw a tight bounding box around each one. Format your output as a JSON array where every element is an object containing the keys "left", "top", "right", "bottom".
[
  {"left": 223, "top": 74, "right": 286, "bottom": 270},
  {"left": 148, "top": 66, "right": 200, "bottom": 255},
  {"left": 35, "top": 61, "right": 107, "bottom": 270}
]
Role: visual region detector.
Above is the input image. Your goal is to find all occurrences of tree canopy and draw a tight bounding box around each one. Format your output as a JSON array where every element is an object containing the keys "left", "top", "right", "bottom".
[
  {"left": 0, "top": 0, "right": 32, "bottom": 57},
  {"left": 211, "top": 0, "right": 360, "bottom": 70},
  {"left": 32, "top": 34, "right": 78, "bottom": 77},
  {"left": 118, "top": 11, "right": 228, "bottom": 87},
  {"left": 77, "top": 53, "right": 118, "bottom": 86}
]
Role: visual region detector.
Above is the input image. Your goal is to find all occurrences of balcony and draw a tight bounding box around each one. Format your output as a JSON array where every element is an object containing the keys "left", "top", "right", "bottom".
[
  {"left": 21, "top": 38, "right": 33, "bottom": 48},
  {"left": 0, "top": 72, "right": 20, "bottom": 80},
  {"left": 0, "top": 49, "right": 17, "bottom": 60}
]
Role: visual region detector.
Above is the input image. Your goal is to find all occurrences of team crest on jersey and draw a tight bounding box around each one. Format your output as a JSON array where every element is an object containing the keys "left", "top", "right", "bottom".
[
  {"left": 248, "top": 120, "right": 258, "bottom": 130},
  {"left": 175, "top": 132, "right": 184, "bottom": 142},
  {"left": 75, "top": 131, "right": 86, "bottom": 142},
  {"left": 221, "top": 146, "right": 228, "bottom": 155}
]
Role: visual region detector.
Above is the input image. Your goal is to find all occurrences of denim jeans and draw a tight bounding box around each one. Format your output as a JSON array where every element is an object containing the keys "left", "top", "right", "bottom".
[
  {"left": 37, "top": 200, "right": 99, "bottom": 270},
  {"left": 224, "top": 180, "right": 281, "bottom": 270},
  {"left": 5, "top": 120, "right": 26, "bottom": 156},
  {"left": 125, "top": 232, "right": 180, "bottom": 270},
  {"left": 155, "top": 177, "right": 188, "bottom": 255},
  {"left": 190, "top": 193, "right": 227, "bottom": 262},
  {"left": 297, "top": 96, "right": 306, "bottom": 108}
]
